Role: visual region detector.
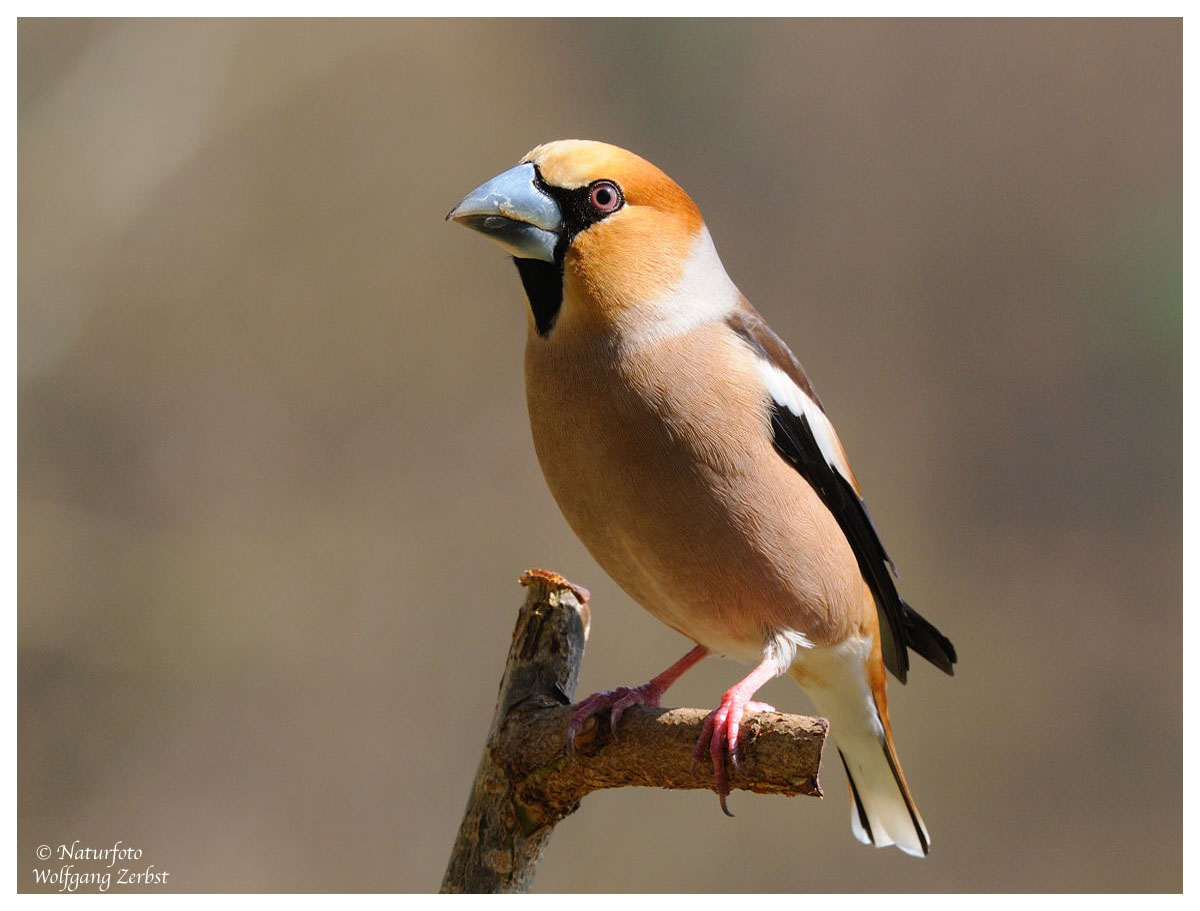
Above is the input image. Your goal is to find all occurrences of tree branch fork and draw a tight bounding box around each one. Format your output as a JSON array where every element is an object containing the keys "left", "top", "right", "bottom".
[{"left": 441, "top": 569, "right": 828, "bottom": 893}]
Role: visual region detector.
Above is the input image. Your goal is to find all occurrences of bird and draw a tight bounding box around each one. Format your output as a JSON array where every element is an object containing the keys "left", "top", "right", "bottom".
[{"left": 446, "top": 140, "right": 956, "bottom": 857}]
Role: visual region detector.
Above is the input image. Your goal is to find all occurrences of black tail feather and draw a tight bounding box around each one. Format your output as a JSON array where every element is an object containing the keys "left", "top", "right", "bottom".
[
  {"left": 902, "top": 601, "right": 957, "bottom": 676},
  {"left": 839, "top": 750, "right": 874, "bottom": 845}
]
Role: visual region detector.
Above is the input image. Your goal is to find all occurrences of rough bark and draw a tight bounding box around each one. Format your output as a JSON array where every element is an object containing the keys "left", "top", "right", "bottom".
[{"left": 440, "top": 569, "right": 827, "bottom": 894}]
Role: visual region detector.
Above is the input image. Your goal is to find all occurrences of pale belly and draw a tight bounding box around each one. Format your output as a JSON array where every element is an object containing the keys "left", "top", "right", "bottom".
[{"left": 524, "top": 328, "right": 867, "bottom": 663}]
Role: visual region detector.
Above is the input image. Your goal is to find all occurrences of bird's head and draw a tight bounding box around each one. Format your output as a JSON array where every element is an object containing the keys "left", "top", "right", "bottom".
[{"left": 448, "top": 140, "right": 736, "bottom": 340}]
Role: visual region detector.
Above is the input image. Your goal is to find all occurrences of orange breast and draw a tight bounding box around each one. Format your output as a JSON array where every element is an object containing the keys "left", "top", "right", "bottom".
[{"left": 523, "top": 320, "right": 872, "bottom": 662}]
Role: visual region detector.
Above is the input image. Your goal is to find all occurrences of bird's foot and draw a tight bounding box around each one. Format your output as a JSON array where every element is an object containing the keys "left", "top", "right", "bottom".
[
  {"left": 566, "top": 683, "right": 664, "bottom": 753},
  {"left": 692, "top": 696, "right": 777, "bottom": 817}
]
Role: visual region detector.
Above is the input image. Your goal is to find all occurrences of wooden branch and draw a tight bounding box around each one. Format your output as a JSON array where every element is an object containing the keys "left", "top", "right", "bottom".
[{"left": 440, "top": 569, "right": 828, "bottom": 894}]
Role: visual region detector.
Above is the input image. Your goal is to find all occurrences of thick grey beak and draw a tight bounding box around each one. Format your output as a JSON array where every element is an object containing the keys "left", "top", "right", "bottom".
[{"left": 446, "top": 162, "right": 562, "bottom": 263}]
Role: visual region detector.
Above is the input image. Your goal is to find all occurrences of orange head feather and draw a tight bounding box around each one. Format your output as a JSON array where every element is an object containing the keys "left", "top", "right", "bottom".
[{"left": 522, "top": 140, "right": 707, "bottom": 331}]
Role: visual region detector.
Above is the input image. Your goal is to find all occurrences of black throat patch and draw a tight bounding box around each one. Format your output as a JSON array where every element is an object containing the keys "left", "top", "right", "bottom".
[{"left": 514, "top": 257, "right": 564, "bottom": 337}]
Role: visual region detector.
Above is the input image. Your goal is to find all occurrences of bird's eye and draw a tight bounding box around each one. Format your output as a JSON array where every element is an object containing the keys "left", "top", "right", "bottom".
[{"left": 588, "top": 181, "right": 623, "bottom": 214}]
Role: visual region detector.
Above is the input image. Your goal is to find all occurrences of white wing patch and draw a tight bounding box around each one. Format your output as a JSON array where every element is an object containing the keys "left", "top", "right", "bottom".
[{"left": 756, "top": 360, "right": 856, "bottom": 486}]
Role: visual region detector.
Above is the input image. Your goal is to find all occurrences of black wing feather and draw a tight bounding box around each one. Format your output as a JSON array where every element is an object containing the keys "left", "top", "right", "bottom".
[
  {"left": 902, "top": 599, "right": 958, "bottom": 675},
  {"left": 727, "top": 304, "right": 955, "bottom": 680},
  {"left": 769, "top": 404, "right": 956, "bottom": 682}
]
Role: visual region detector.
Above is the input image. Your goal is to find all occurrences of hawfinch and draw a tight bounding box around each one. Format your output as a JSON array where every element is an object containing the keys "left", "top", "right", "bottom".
[{"left": 447, "top": 140, "right": 956, "bottom": 857}]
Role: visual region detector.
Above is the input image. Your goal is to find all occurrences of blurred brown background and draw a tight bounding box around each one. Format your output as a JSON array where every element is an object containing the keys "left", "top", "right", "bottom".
[{"left": 18, "top": 18, "right": 1180, "bottom": 893}]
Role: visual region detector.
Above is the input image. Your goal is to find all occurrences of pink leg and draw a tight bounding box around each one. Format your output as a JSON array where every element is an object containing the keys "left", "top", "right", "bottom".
[
  {"left": 567, "top": 645, "right": 709, "bottom": 751},
  {"left": 692, "top": 658, "right": 779, "bottom": 817}
]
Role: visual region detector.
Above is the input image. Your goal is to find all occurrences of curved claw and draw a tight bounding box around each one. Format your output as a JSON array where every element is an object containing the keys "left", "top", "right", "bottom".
[
  {"left": 608, "top": 691, "right": 641, "bottom": 738},
  {"left": 693, "top": 697, "right": 776, "bottom": 816},
  {"left": 566, "top": 683, "right": 663, "bottom": 751}
]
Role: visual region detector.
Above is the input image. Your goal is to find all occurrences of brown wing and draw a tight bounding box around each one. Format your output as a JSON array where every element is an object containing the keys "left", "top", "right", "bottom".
[{"left": 727, "top": 302, "right": 956, "bottom": 682}]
